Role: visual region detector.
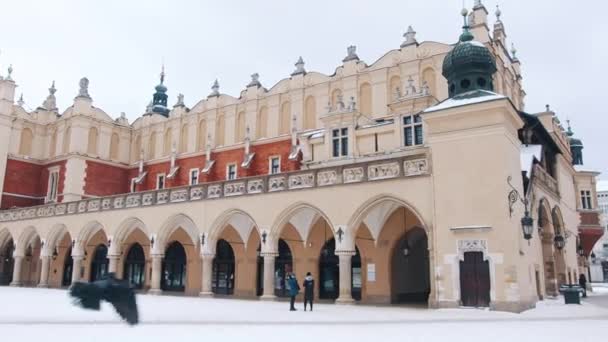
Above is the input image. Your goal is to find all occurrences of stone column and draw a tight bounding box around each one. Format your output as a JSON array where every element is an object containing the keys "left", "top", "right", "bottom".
[
  {"left": 71, "top": 255, "right": 83, "bottom": 284},
  {"left": 9, "top": 256, "right": 24, "bottom": 287},
  {"left": 149, "top": 254, "right": 163, "bottom": 295},
  {"left": 261, "top": 253, "right": 277, "bottom": 300},
  {"left": 108, "top": 255, "right": 120, "bottom": 274},
  {"left": 336, "top": 251, "right": 355, "bottom": 304},
  {"left": 199, "top": 254, "right": 215, "bottom": 297},
  {"left": 37, "top": 256, "right": 51, "bottom": 288}
]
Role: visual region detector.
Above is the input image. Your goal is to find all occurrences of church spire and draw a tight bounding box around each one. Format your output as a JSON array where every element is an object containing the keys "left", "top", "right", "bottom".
[{"left": 151, "top": 65, "right": 169, "bottom": 117}]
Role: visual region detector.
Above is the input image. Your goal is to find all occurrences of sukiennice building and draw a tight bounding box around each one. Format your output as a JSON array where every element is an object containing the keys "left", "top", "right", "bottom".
[{"left": 0, "top": 3, "right": 602, "bottom": 312}]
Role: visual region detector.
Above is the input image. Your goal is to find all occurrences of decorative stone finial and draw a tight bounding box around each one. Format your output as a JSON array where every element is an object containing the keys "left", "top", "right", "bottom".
[
  {"left": 342, "top": 45, "right": 359, "bottom": 62},
  {"left": 291, "top": 56, "right": 306, "bottom": 76},
  {"left": 546, "top": 104, "right": 551, "bottom": 112},
  {"left": 511, "top": 43, "right": 518, "bottom": 61},
  {"left": 495, "top": 5, "right": 502, "bottom": 21},
  {"left": 121, "top": 112, "right": 126, "bottom": 119},
  {"left": 41, "top": 81, "right": 58, "bottom": 111},
  {"left": 77, "top": 77, "right": 91, "bottom": 98},
  {"left": 6, "top": 64, "right": 13, "bottom": 81},
  {"left": 160, "top": 64, "right": 166, "bottom": 85},
  {"left": 49, "top": 81, "right": 57, "bottom": 96},
  {"left": 401, "top": 26, "right": 418, "bottom": 48},
  {"left": 473, "top": 0, "right": 483, "bottom": 9},
  {"left": 174, "top": 93, "right": 185, "bottom": 107},
  {"left": 17, "top": 93, "right": 24, "bottom": 107},
  {"left": 247, "top": 73, "right": 261, "bottom": 88},
  {"left": 459, "top": 8, "right": 474, "bottom": 42},
  {"left": 208, "top": 79, "right": 220, "bottom": 97}
]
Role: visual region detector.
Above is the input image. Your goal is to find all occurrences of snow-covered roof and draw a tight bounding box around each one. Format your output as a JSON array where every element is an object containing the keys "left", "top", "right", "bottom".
[
  {"left": 520, "top": 144, "right": 542, "bottom": 176},
  {"left": 597, "top": 180, "right": 608, "bottom": 193},
  {"left": 301, "top": 128, "right": 325, "bottom": 139},
  {"left": 358, "top": 119, "right": 395, "bottom": 130},
  {"left": 423, "top": 90, "right": 506, "bottom": 113}
]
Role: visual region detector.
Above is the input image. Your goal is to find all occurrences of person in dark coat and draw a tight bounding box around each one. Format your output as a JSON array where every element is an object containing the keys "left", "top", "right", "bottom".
[
  {"left": 302, "top": 272, "right": 314, "bottom": 311},
  {"left": 287, "top": 272, "right": 300, "bottom": 311},
  {"left": 579, "top": 273, "right": 587, "bottom": 297}
]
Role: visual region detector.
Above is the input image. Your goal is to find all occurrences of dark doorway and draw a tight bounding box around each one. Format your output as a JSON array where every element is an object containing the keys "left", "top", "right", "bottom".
[
  {"left": 90, "top": 244, "right": 108, "bottom": 282},
  {"left": 62, "top": 247, "right": 73, "bottom": 287},
  {"left": 318, "top": 238, "right": 361, "bottom": 300},
  {"left": 459, "top": 251, "right": 490, "bottom": 307},
  {"left": 0, "top": 239, "right": 15, "bottom": 285},
  {"left": 162, "top": 241, "right": 186, "bottom": 292},
  {"left": 124, "top": 243, "right": 145, "bottom": 289},
  {"left": 212, "top": 239, "right": 235, "bottom": 295},
  {"left": 391, "top": 227, "right": 430, "bottom": 304},
  {"left": 255, "top": 240, "right": 294, "bottom": 297}
]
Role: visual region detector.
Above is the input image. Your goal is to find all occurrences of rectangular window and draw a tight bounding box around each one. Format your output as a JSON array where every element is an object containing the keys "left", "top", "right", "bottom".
[
  {"left": 332, "top": 128, "right": 348, "bottom": 157},
  {"left": 189, "top": 169, "right": 199, "bottom": 185},
  {"left": 269, "top": 156, "right": 281, "bottom": 175},
  {"left": 581, "top": 190, "right": 592, "bottom": 209},
  {"left": 156, "top": 174, "right": 165, "bottom": 190},
  {"left": 227, "top": 164, "right": 237, "bottom": 180},
  {"left": 130, "top": 178, "right": 137, "bottom": 193},
  {"left": 46, "top": 168, "right": 59, "bottom": 203},
  {"left": 403, "top": 114, "right": 424, "bottom": 147}
]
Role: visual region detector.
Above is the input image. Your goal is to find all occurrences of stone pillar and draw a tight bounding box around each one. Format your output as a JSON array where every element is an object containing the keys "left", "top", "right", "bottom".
[
  {"left": 261, "top": 253, "right": 277, "bottom": 300},
  {"left": 10, "top": 256, "right": 24, "bottom": 287},
  {"left": 149, "top": 254, "right": 163, "bottom": 295},
  {"left": 108, "top": 255, "right": 119, "bottom": 274},
  {"left": 336, "top": 251, "right": 355, "bottom": 304},
  {"left": 37, "top": 256, "right": 51, "bottom": 288},
  {"left": 199, "top": 254, "right": 214, "bottom": 297},
  {"left": 71, "top": 255, "right": 83, "bottom": 284}
]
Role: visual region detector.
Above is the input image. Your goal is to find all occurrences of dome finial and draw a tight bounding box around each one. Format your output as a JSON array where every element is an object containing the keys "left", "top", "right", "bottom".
[
  {"left": 459, "top": 7, "right": 474, "bottom": 42},
  {"left": 495, "top": 4, "right": 502, "bottom": 21},
  {"left": 566, "top": 119, "right": 574, "bottom": 137},
  {"left": 160, "top": 64, "right": 165, "bottom": 85}
]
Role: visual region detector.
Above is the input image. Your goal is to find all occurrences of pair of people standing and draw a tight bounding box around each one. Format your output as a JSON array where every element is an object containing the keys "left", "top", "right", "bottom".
[{"left": 286, "top": 272, "right": 314, "bottom": 311}]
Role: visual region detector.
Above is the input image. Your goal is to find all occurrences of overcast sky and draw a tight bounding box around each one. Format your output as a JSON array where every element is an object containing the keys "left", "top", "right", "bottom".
[{"left": 1, "top": 0, "right": 605, "bottom": 179}]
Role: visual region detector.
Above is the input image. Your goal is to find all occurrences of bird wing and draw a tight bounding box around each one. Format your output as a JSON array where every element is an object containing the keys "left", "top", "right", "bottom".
[
  {"left": 69, "top": 281, "right": 102, "bottom": 311},
  {"left": 104, "top": 280, "right": 139, "bottom": 325}
]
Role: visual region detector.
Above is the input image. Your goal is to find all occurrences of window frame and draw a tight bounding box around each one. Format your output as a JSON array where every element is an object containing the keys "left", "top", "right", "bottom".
[
  {"left": 269, "top": 156, "right": 281, "bottom": 175},
  {"left": 46, "top": 166, "right": 60, "bottom": 203},
  {"left": 226, "top": 163, "right": 237, "bottom": 180},
  {"left": 156, "top": 173, "right": 166, "bottom": 190},
  {"left": 130, "top": 178, "right": 137, "bottom": 193},
  {"left": 189, "top": 168, "right": 200, "bottom": 185},
  {"left": 581, "top": 190, "right": 593, "bottom": 210},
  {"left": 331, "top": 127, "right": 349, "bottom": 158},
  {"left": 402, "top": 114, "right": 424, "bottom": 147}
]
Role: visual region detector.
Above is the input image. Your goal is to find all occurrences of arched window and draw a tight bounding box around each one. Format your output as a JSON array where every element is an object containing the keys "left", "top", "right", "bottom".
[
  {"left": 179, "top": 124, "right": 188, "bottom": 153},
  {"left": 133, "top": 135, "right": 141, "bottom": 161},
  {"left": 256, "top": 107, "right": 268, "bottom": 139},
  {"left": 304, "top": 96, "right": 316, "bottom": 130},
  {"left": 89, "top": 244, "right": 108, "bottom": 282},
  {"left": 19, "top": 128, "right": 33, "bottom": 156},
  {"left": 148, "top": 132, "right": 157, "bottom": 159},
  {"left": 422, "top": 68, "right": 437, "bottom": 96},
  {"left": 236, "top": 111, "right": 246, "bottom": 142},
  {"left": 216, "top": 113, "right": 225, "bottom": 146},
  {"left": 124, "top": 243, "right": 145, "bottom": 289},
  {"left": 0, "top": 239, "right": 15, "bottom": 285},
  {"left": 359, "top": 83, "right": 372, "bottom": 116},
  {"left": 197, "top": 119, "right": 207, "bottom": 151},
  {"left": 49, "top": 131, "right": 57, "bottom": 158},
  {"left": 279, "top": 102, "right": 291, "bottom": 135},
  {"left": 109, "top": 133, "right": 120, "bottom": 160},
  {"left": 162, "top": 241, "right": 187, "bottom": 292},
  {"left": 213, "top": 239, "right": 235, "bottom": 295},
  {"left": 62, "top": 127, "right": 71, "bottom": 154},
  {"left": 163, "top": 128, "right": 172, "bottom": 156},
  {"left": 389, "top": 75, "right": 401, "bottom": 100},
  {"left": 318, "top": 238, "right": 361, "bottom": 300},
  {"left": 87, "top": 127, "right": 98, "bottom": 155},
  {"left": 61, "top": 247, "right": 73, "bottom": 287}
]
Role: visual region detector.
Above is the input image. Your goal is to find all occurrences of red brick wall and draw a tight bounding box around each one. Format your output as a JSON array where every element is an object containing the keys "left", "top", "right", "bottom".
[
  {"left": 130, "top": 139, "right": 298, "bottom": 192},
  {"left": 84, "top": 161, "right": 130, "bottom": 196},
  {"left": 1, "top": 159, "right": 66, "bottom": 209}
]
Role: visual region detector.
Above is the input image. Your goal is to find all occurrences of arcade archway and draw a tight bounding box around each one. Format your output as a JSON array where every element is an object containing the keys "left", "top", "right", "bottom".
[
  {"left": 213, "top": 239, "right": 235, "bottom": 295},
  {"left": 162, "top": 241, "right": 187, "bottom": 292},
  {"left": 0, "top": 238, "right": 14, "bottom": 285},
  {"left": 89, "top": 244, "right": 108, "bottom": 282},
  {"left": 391, "top": 226, "right": 430, "bottom": 304},
  {"left": 124, "top": 243, "right": 145, "bottom": 289},
  {"left": 318, "top": 238, "right": 362, "bottom": 301}
]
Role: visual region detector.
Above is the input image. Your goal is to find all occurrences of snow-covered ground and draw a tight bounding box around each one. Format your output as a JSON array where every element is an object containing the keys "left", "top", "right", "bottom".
[{"left": 0, "top": 287, "right": 606, "bottom": 342}]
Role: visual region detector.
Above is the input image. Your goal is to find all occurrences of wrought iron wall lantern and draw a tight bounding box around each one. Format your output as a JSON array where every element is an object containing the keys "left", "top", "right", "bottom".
[
  {"left": 507, "top": 176, "right": 534, "bottom": 241},
  {"left": 553, "top": 234, "right": 565, "bottom": 250},
  {"left": 200, "top": 233, "right": 205, "bottom": 247},
  {"left": 52, "top": 247, "right": 59, "bottom": 260},
  {"left": 577, "top": 244, "right": 585, "bottom": 257}
]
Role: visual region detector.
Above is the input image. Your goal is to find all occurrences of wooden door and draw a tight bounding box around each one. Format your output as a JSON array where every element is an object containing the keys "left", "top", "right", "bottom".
[{"left": 460, "top": 251, "right": 490, "bottom": 307}]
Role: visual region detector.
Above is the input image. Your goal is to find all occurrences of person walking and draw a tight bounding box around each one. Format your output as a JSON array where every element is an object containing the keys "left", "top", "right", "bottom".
[
  {"left": 287, "top": 272, "right": 300, "bottom": 311},
  {"left": 302, "top": 272, "right": 314, "bottom": 312},
  {"left": 579, "top": 273, "right": 587, "bottom": 298}
]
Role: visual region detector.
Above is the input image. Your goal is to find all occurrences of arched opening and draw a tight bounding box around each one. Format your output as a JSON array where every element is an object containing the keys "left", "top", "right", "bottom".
[
  {"left": 422, "top": 68, "right": 437, "bottom": 96},
  {"left": 538, "top": 201, "right": 557, "bottom": 297},
  {"left": 162, "top": 241, "right": 186, "bottom": 292},
  {"left": 236, "top": 111, "right": 246, "bottom": 142},
  {"left": 163, "top": 128, "right": 173, "bottom": 156},
  {"left": 179, "top": 124, "right": 188, "bottom": 153},
  {"left": 552, "top": 207, "right": 567, "bottom": 287},
  {"left": 197, "top": 119, "right": 207, "bottom": 151},
  {"left": 359, "top": 83, "right": 372, "bottom": 116},
  {"left": 148, "top": 132, "right": 157, "bottom": 159},
  {"left": 62, "top": 127, "right": 71, "bottom": 154},
  {"left": 389, "top": 75, "right": 401, "bottom": 100},
  {"left": 0, "top": 239, "right": 15, "bottom": 285},
  {"left": 213, "top": 239, "right": 235, "bottom": 295},
  {"left": 216, "top": 113, "right": 225, "bottom": 146},
  {"left": 132, "top": 135, "right": 141, "bottom": 161},
  {"left": 256, "top": 106, "right": 268, "bottom": 138},
  {"left": 304, "top": 96, "right": 316, "bottom": 130},
  {"left": 89, "top": 244, "right": 108, "bottom": 282},
  {"left": 19, "top": 128, "right": 34, "bottom": 156},
  {"left": 255, "top": 239, "right": 293, "bottom": 298},
  {"left": 109, "top": 132, "right": 120, "bottom": 160},
  {"left": 279, "top": 102, "right": 291, "bottom": 135},
  {"left": 123, "top": 243, "right": 145, "bottom": 289},
  {"left": 391, "top": 227, "right": 429, "bottom": 304},
  {"left": 318, "top": 238, "right": 361, "bottom": 300},
  {"left": 22, "top": 236, "right": 42, "bottom": 286},
  {"left": 49, "top": 130, "right": 57, "bottom": 158},
  {"left": 62, "top": 247, "right": 73, "bottom": 287},
  {"left": 331, "top": 89, "right": 343, "bottom": 108},
  {"left": 87, "top": 127, "right": 98, "bottom": 155}
]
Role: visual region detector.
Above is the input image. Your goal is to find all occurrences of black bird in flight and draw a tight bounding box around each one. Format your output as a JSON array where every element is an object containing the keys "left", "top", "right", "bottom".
[{"left": 69, "top": 273, "right": 139, "bottom": 325}]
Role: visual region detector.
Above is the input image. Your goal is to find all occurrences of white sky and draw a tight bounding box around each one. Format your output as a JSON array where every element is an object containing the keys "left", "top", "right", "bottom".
[{"left": 1, "top": 0, "right": 605, "bottom": 179}]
